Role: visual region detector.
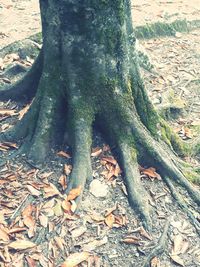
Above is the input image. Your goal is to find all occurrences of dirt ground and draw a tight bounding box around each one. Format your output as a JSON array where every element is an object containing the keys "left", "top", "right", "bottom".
[
  {"left": 0, "top": 1, "right": 200, "bottom": 267},
  {"left": 1, "top": 0, "right": 200, "bottom": 48}
]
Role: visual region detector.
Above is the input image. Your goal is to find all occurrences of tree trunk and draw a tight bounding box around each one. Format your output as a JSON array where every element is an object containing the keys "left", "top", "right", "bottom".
[{"left": 0, "top": 0, "right": 199, "bottom": 231}]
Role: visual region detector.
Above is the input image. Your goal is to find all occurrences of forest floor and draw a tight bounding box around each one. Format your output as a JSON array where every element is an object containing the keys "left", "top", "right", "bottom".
[{"left": 0, "top": 1, "right": 200, "bottom": 267}]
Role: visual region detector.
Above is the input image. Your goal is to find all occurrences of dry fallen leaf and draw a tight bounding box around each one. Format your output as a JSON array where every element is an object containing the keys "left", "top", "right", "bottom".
[
  {"left": 114, "top": 215, "right": 128, "bottom": 227},
  {"left": 122, "top": 235, "right": 141, "bottom": 245},
  {"left": 23, "top": 215, "right": 36, "bottom": 238},
  {"left": 70, "top": 200, "right": 77, "bottom": 213},
  {"left": 180, "top": 240, "right": 189, "bottom": 254},
  {"left": 44, "top": 183, "right": 61, "bottom": 198},
  {"left": 172, "top": 234, "right": 184, "bottom": 255},
  {"left": 54, "top": 236, "right": 65, "bottom": 251},
  {"left": 105, "top": 213, "right": 115, "bottom": 228},
  {"left": 63, "top": 164, "right": 72, "bottom": 175},
  {"left": 0, "top": 109, "right": 18, "bottom": 117},
  {"left": 121, "top": 183, "right": 128, "bottom": 196},
  {"left": 59, "top": 174, "right": 67, "bottom": 190},
  {"left": 42, "top": 198, "right": 55, "bottom": 210},
  {"left": 104, "top": 203, "right": 117, "bottom": 216},
  {"left": 139, "top": 166, "right": 161, "bottom": 180},
  {"left": 81, "top": 236, "right": 108, "bottom": 251},
  {"left": 22, "top": 204, "right": 35, "bottom": 218},
  {"left": 57, "top": 151, "right": 71, "bottom": 158},
  {"left": 8, "top": 240, "right": 36, "bottom": 250},
  {"left": 53, "top": 199, "right": 63, "bottom": 216},
  {"left": 0, "top": 228, "right": 9, "bottom": 242},
  {"left": 39, "top": 171, "right": 54, "bottom": 180},
  {"left": 8, "top": 227, "right": 27, "bottom": 234},
  {"left": 70, "top": 226, "right": 87, "bottom": 239},
  {"left": 67, "top": 186, "right": 82, "bottom": 201},
  {"left": 139, "top": 226, "right": 152, "bottom": 241},
  {"left": 151, "top": 257, "right": 161, "bottom": 267},
  {"left": 61, "top": 251, "right": 90, "bottom": 267},
  {"left": 39, "top": 214, "right": 48, "bottom": 228},
  {"left": 91, "top": 147, "right": 102, "bottom": 157},
  {"left": 90, "top": 212, "right": 105, "bottom": 222},
  {"left": 23, "top": 215, "right": 35, "bottom": 229},
  {"left": 38, "top": 254, "right": 49, "bottom": 267},
  {"left": 114, "top": 163, "right": 121, "bottom": 177},
  {"left": 18, "top": 104, "right": 31, "bottom": 120},
  {"left": 27, "top": 185, "right": 41, "bottom": 196},
  {"left": 0, "top": 142, "right": 18, "bottom": 151},
  {"left": 170, "top": 255, "right": 185, "bottom": 266},
  {"left": 26, "top": 256, "right": 37, "bottom": 267},
  {"left": 101, "top": 156, "right": 117, "bottom": 165},
  {"left": 62, "top": 200, "right": 72, "bottom": 213},
  {"left": 178, "top": 126, "right": 193, "bottom": 140}
]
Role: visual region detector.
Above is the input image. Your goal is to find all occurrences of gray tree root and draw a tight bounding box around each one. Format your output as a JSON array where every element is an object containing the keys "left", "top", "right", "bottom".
[
  {"left": 130, "top": 117, "right": 200, "bottom": 206},
  {"left": 66, "top": 116, "right": 93, "bottom": 205},
  {"left": 27, "top": 95, "right": 61, "bottom": 164},
  {"left": 163, "top": 176, "right": 200, "bottom": 234},
  {"left": 0, "top": 0, "right": 199, "bottom": 235},
  {"left": 0, "top": 49, "right": 43, "bottom": 102},
  {"left": 118, "top": 142, "right": 152, "bottom": 230},
  {"left": 142, "top": 217, "right": 171, "bottom": 267},
  {"left": 0, "top": 96, "right": 40, "bottom": 144}
]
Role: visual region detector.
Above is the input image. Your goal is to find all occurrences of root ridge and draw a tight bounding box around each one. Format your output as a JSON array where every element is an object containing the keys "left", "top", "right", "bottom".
[
  {"left": 142, "top": 217, "right": 171, "bottom": 267},
  {"left": 0, "top": 49, "right": 43, "bottom": 103}
]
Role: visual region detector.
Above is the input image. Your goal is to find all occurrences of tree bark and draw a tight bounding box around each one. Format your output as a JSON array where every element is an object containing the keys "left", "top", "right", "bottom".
[{"left": 0, "top": 0, "right": 199, "bottom": 231}]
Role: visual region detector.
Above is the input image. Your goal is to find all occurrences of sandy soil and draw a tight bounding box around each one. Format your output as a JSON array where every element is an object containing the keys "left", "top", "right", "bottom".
[
  {"left": 0, "top": 0, "right": 41, "bottom": 49},
  {"left": 1, "top": 0, "right": 200, "bottom": 48}
]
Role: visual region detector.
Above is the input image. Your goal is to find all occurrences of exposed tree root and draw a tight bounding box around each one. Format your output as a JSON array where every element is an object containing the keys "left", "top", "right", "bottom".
[
  {"left": 118, "top": 142, "right": 151, "bottom": 230},
  {"left": 189, "top": 136, "right": 200, "bottom": 157},
  {"left": 0, "top": 0, "right": 199, "bottom": 235},
  {"left": 0, "top": 49, "right": 43, "bottom": 103},
  {"left": 1, "top": 86, "right": 199, "bottom": 233},
  {"left": 163, "top": 176, "right": 200, "bottom": 234},
  {"left": 66, "top": 114, "right": 93, "bottom": 206},
  {"left": 130, "top": 117, "right": 200, "bottom": 206},
  {"left": 26, "top": 89, "right": 63, "bottom": 164},
  {"left": 142, "top": 217, "right": 171, "bottom": 267},
  {"left": 1, "top": 94, "right": 40, "bottom": 143}
]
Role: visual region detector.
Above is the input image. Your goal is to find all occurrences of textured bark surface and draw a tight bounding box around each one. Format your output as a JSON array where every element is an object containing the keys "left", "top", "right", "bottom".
[{"left": 0, "top": 0, "right": 199, "bottom": 231}]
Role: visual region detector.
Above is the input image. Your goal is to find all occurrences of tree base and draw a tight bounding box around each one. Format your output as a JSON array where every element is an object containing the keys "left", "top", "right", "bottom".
[
  {"left": 0, "top": 58, "right": 199, "bottom": 233},
  {"left": 0, "top": 0, "right": 199, "bottom": 231}
]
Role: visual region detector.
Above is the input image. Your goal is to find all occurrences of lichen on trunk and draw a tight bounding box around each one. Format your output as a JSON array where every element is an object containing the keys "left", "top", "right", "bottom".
[{"left": 0, "top": 0, "right": 199, "bottom": 232}]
